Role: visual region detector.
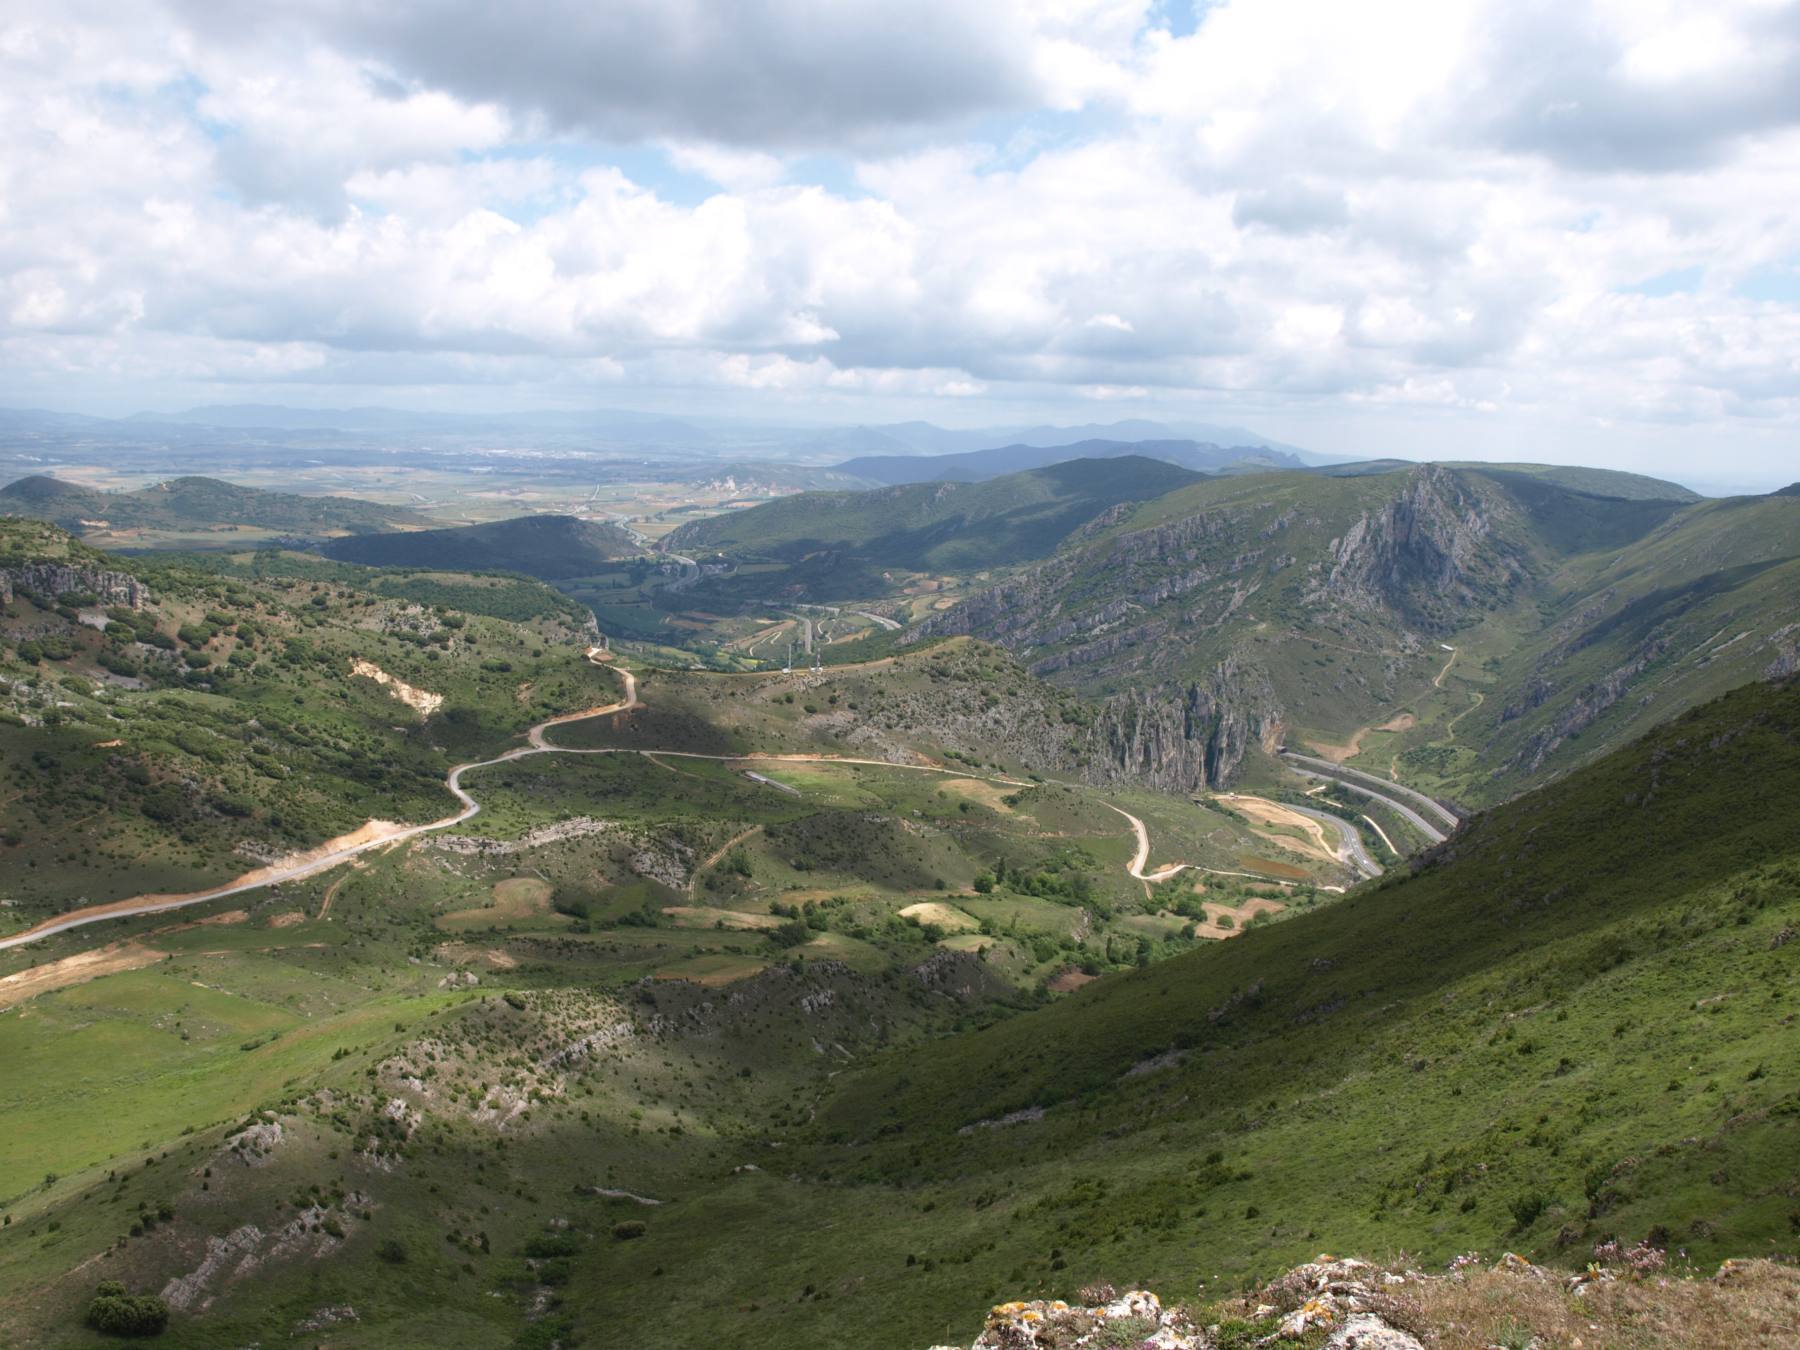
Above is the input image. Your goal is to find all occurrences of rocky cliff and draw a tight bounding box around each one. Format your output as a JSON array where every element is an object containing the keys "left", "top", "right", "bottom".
[
  {"left": 908, "top": 466, "right": 1520, "bottom": 791},
  {"left": 0, "top": 561, "right": 150, "bottom": 609},
  {"left": 1076, "top": 656, "right": 1284, "bottom": 793}
]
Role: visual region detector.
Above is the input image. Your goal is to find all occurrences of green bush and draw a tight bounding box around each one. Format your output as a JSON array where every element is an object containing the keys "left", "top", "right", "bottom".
[{"left": 84, "top": 1284, "right": 169, "bottom": 1336}]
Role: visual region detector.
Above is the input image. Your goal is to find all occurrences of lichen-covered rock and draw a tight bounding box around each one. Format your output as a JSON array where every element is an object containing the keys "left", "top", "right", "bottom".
[
  {"left": 956, "top": 1290, "right": 1204, "bottom": 1349},
  {"left": 1322, "top": 1314, "right": 1424, "bottom": 1350}
]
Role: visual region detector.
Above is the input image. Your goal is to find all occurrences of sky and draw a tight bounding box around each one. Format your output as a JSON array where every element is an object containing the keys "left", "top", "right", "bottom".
[{"left": 3, "top": 0, "right": 1799, "bottom": 490}]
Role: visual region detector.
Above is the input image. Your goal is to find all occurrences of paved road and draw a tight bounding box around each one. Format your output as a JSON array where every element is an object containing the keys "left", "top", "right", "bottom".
[
  {"left": 1279, "top": 751, "right": 1461, "bottom": 829},
  {"left": 1281, "top": 759, "right": 1451, "bottom": 846},
  {"left": 1281, "top": 798, "right": 1383, "bottom": 878}
]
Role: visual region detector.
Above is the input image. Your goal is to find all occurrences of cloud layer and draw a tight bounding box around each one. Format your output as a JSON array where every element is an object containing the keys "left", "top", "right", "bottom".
[{"left": 3, "top": 0, "right": 1798, "bottom": 479}]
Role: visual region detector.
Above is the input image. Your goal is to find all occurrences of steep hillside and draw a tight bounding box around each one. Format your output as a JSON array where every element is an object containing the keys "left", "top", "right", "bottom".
[
  {"left": 911, "top": 464, "right": 1789, "bottom": 803},
  {"left": 319, "top": 513, "right": 641, "bottom": 578},
  {"left": 0, "top": 520, "right": 611, "bottom": 934},
  {"left": 664, "top": 457, "right": 1204, "bottom": 595},
  {"left": 0, "top": 475, "right": 429, "bottom": 539},
  {"left": 1452, "top": 489, "right": 1800, "bottom": 799},
  {"left": 835, "top": 438, "right": 1296, "bottom": 486},
  {"left": 1, "top": 612, "right": 1792, "bottom": 1346},
  {"left": 581, "top": 676, "right": 1796, "bottom": 1348}
]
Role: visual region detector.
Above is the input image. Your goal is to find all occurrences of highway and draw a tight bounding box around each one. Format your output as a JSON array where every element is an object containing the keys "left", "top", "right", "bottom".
[{"left": 1280, "top": 754, "right": 1454, "bottom": 846}]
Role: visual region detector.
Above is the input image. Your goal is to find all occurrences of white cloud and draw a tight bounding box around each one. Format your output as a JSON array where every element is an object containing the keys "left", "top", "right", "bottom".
[{"left": 0, "top": 0, "right": 1796, "bottom": 477}]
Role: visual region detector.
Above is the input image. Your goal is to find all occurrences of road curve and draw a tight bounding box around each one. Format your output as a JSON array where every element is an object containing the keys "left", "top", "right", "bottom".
[
  {"left": 0, "top": 668, "right": 637, "bottom": 953},
  {"left": 0, "top": 667, "right": 1039, "bottom": 953},
  {"left": 1281, "top": 761, "right": 1450, "bottom": 846},
  {"left": 1279, "top": 751, "right": 1461, "bottom": 830},
  {"left": 1279, "top": 798, "right": 1382, "bottom": 878},
  {"left": 3, "top": 659, "right": 1282, "bottom": 953}
]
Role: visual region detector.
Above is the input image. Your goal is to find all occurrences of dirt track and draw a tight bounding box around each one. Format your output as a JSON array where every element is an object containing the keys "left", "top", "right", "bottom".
[{"left": 2, "top": 651, "right": 1208, "bottom": 957}]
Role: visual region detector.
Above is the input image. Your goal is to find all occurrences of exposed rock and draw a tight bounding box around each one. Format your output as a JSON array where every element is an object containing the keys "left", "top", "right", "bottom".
[
  {"left": 223, "top": 1119, "right": 283, "bottom": 1167},
  {"left": 931, "top": 1289, "right": 1202, "bottom": 1349},
  {"left": 1323, "top": 1314, "right": 1424, "bottom": 1349},
  {"left": 1079, "top": 656, "right": 1283, "bottom": 792},
  {"left": 0, "top": 561, "right": 150, "bottom": 609}
]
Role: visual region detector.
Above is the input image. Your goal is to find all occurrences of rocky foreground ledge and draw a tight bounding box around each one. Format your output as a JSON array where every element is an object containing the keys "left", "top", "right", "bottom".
[{"left": 927, "top": 1252, "right": 1799, "bottom": 1349}]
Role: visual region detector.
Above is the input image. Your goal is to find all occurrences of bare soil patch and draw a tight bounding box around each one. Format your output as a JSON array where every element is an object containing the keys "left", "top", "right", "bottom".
[
  {"left": 1192, "top": 896, "right": 1287, "bottom": 940},
  {"left": 0, "top": 941, "right": 165, "bottom": 1009},
  {"left": 1218, "top": 793, "right": 1338, "bottom": 864},
  {"left": 898, "top": 901, "right": 981, "bottom": 932},
  {"left": 1237, "top": 855, "right": 1311, "bottom": 880},
  {"left": 265, "top": 911, "right": 307, "bottom": 928},
  {"left": 349, "top": 658, "right": 444, "bottom": 717},
  {"left": 936, "top": 777, "right": 1017, "bottom": 812},
  {"left": 1047, "top": 968, "right": 1097, "bottom": 992}
]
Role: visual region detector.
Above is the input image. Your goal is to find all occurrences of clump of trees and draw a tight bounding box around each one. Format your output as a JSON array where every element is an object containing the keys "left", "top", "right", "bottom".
[{"left": 84, "top": 1282, "right": 169, "bottom": 1337}]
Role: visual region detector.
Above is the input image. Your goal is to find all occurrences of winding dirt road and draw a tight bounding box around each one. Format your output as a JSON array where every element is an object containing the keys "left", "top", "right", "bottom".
[
  {"left": 3, "top": 658, "right": 1325, "bottom": 957},
  {"left": 0, "top": 672, "right": 643, "bottom": 951},
  {"left": 0, "top": 667, "right": 1042, "bottom": 953}
]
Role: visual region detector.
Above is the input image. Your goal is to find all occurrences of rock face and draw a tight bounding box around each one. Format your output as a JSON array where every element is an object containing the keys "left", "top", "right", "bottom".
[
  {"left": 0, "top": 562, "right": 149, "bottom": 609},
  {"left": 909, "top": 465, "right": 1516, "bottom": 791},
  {"left": 1078, "top": 656, "right": 1283, "bottom": 793},
  {"left": 1303, "top": 466, "right": 1522, "bottom": 631}
]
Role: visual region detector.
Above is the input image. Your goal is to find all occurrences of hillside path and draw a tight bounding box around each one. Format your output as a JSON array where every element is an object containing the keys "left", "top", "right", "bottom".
[{"left": 0, "top": 665, "right": 1043, "bottom": 952}]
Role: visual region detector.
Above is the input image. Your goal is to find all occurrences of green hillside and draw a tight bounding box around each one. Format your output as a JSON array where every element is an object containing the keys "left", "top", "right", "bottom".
[
  {"left": 1, "top": 503, "right": 1794, "bottom": 1347},
  {"left": 663, "top": 456, "right": 1204, "bottom": 594},
  {"left": 0, "top": 520, "right": 613, "bottom": 933},
  {"left": 319, "top": 513, "right": 641, "bottom": 578},
  {"left": 576, "top": 674, "right": 1800, "bottom": 1347},
  {"left": 913, "top": 464, "right": 1794, "bottom": 805},
  {"left": 0, "top": 475, "right": 429, "bottom": 540}
]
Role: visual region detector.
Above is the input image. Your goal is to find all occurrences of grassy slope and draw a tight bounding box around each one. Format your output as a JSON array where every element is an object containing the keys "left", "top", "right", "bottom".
[
  {"left": 1, "top": 671, "right": 1792, "bottom": 1345},
  {"left": 665, "top": 456, "right": 1204, "bottom": 578},
  {"left": 319, "top": 514, "right": 641, "bottom": 579},
  {"left": 553, "top": 676, "right": 1800, "bottom": 1347},
  {"left": 0, "top": 475, "right": 429, "bottom": 536},
  {"left": 1409, "top": 491, "right": 1800, "bottom": 804},
  {"left": 0, "top": 522, "right": 615, "bottom": 934}
]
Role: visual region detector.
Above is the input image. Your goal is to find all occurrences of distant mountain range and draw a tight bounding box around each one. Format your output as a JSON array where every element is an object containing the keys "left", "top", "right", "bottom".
[
  {"left": 0, "top": 474, "right": 429, "bottom": 537},
  {"left": 0, "top": 403, "right": 1312, "bottom": 465},
  {"left": 835, "top": 437, "right": 1301, "bottom": 485},
  {"left": 797, "top": 416, "right": 1311, "bottom": 460}
]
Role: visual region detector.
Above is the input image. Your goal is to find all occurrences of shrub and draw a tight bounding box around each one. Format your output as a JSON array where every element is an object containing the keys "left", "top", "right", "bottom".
[
  {"left": 611, "top": 1220, "right": 647, "bottom": 1241},
  {"left": 1509, "top": 1191, "right": 1548, "bottom": 1231},
  {"left": 376, "top": 1237, "right": 409, "bottom": 1264}
]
